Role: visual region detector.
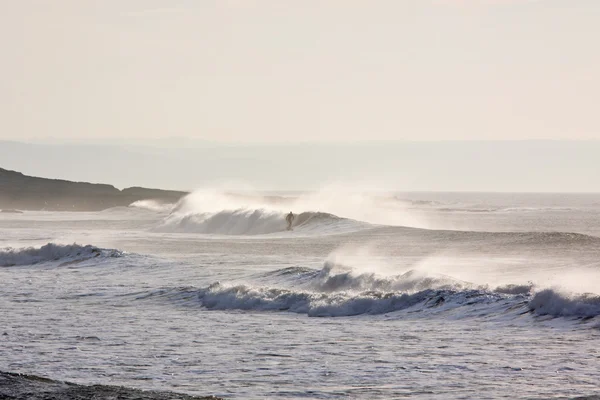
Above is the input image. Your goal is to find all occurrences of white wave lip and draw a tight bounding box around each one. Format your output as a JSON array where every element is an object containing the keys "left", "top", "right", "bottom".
[
  {"left": 157, "top": 209, "right": 364, "bottom": 235},
  {"left": 0, "top": 243, "right": 122, "bottom": 267},
  {"left": 159, "top": 209, "right": 289, "bottom": 235},
  {"left": 194, "top": 282, "right": 511, "bottom": 318},
  {"left": 178, "top": 263, "right": 600, "bottom": 320},
  {"left": 186, "top": 265, "right": 513, "bottom": 317},
  {"left": 308, "top": 262, "right": 474, "bottom": 293},
  {"left": 198, "top": 282, "right": 424, "bottom": 317},
  {"left": 129, "top": 200, "right": 174, "bottom": 213},
  {"left": 194, "top": 283, "right": 600, "bottom": 319},
  {"left": 528, "top": 289, "right": 600, "bottom": 318},
  {"left": 153, "top": 187, "right": 422, "bottom": 235}
]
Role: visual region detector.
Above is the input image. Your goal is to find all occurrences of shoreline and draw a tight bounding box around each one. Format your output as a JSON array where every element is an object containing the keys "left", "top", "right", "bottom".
[{"left": 0, "top": 371, "right": 223, "bottom": 400}]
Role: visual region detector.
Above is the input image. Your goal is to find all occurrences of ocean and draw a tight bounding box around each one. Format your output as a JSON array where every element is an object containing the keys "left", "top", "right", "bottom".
[{"left": 1, "top": 190, "right": 600, "bottom": 399}]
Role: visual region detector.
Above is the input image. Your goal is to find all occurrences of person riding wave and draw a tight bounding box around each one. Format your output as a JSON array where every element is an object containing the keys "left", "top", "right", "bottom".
[{"left": 286, "top": 211, "right": 294, "bottom": 230}]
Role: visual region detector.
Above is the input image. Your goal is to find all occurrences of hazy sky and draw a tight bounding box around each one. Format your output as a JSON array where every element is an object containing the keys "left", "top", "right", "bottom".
[
  {"left": 1, "top": 1, "right": 599, "bottom": 143},
  {"left": 2, "top": 140, "right": 600, "bottom": 191}
]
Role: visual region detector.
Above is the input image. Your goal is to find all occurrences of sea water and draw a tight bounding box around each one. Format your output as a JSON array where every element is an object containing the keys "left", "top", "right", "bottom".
[{"left": 1, "top": 191, "right": 600, "bottom": 398}]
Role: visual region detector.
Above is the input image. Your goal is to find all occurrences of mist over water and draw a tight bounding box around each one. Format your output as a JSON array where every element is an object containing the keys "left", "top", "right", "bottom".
[
  {"left": 173, "top": 187, "right": 424, "bottom": 224},
  {"left": 146, "top": 186, "right": 600, "bottom": 235},
  {"left": 153, "top": 187, "right": 424, "bottom": 235}
]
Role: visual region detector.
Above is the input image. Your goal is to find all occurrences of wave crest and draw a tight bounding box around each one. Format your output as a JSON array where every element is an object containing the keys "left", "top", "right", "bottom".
[
  {"left": 156, "top": 209, "right": 366, "bottom": 235},
  {"left": 0, "top": 243, "right": 123, "bottom": 267},
  {"left": 529, "top": 289, "right": 600, "bottom": 318},
  {"left": 133, "top": 263, "right": 600, "bottom": 321},
  {"left": 153, "top": 188, "right": 425, "bottom": 235},
  {"left": 196, "top": 283, "right": 492, "bottom": 317},
  {"left": 310, "top": 263, "right": 472, "bottom": 293},
  {"left": 129, "top": 200, "right": 174, "bottom": 213},
  {"left": 156, "top": 283, "right": 599, "bottom": 320}
]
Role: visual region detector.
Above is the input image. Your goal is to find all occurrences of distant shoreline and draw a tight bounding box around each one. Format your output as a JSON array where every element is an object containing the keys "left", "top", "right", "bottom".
[
  {"left": 3, "top": 167, "right": 600, "bottom": 214},
  {"left": 0, "top": 167, "right": 187, "bottom": 212}
]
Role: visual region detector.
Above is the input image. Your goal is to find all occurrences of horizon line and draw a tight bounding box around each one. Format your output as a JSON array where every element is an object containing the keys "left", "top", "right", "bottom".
[
  {"left": 3, "top": 166, "right": 600, "bottom": 195},
  {"left": 2, "top": 138, "right": 600, "bottom": 147}
]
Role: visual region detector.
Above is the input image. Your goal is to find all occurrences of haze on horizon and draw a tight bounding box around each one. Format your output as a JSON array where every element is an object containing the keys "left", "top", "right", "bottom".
[{"left": 1, "top": 1, "right": 599, "bottom": 192}]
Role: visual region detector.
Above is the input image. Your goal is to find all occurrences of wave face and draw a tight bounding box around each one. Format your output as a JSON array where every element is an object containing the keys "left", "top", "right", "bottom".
[
  {"left": 528, "top": 289, "right": 600, "bottom": 318},
  {"left": 158, "top": 208, "right": 367, "bottom": 235},
  {"left": 296, "top": 262, "right": 473, "bottom": 293},
  {"left": 189, "top": 283, "right": 598, "bottom": 320},
  {"left": 131, "top": 263, "right": 600, "bottom": 321},
  {"left": 195, "top": 283, "right": 469, "bottom": 317},
  {"left": 145, "top": 282, "right": 522, "bottom": 318},
  {"left": 0, "top": 243, "right": 123, "bottom": 267},
  {"left": 154, "top": 188, "right": 424, "bottom": 235},
  {"left": 194, "top": 264, "right": 510, "bottom": 317}
]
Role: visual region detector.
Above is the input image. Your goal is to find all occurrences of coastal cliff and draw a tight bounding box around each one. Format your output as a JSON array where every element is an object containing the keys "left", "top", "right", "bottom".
[{"left": 0, "top": 168, "right": 186, "bottom": 211}]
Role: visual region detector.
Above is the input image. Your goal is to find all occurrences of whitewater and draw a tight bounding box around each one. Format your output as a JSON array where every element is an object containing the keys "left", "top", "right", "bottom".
[{"left": 2, "top": 190, "right": 600, "bottom": 399}]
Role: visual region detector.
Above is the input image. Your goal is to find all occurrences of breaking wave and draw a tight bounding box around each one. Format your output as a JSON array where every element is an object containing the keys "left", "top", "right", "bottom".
[
  {"left": 188, "top": 284, "right": 600, "bottom": 320},
  {"left": 528, "top": 289, "right": 600, "bottom": 318},
  {"left": 131, "top": 263, "right": 600, "bottom": 321},
  {"left": 153, "top": 188, "right": 424, "bottom": 235},
  {"left": 276, "top": 262, "right": 475, "bottom": 293},
  {"left": 129, "top": 200, "right": 174, "bottom": 213},
  {"left": 196, "top": 283, "right": 477, "bottom": 317},
  {"left": 156, "top": 209, "right": 368, "bottom": 235},
  {"left": 0, "top": 243, "right": 123, "bottom": 267},
  {"left": 138, "top": 282, "right": 523, "bottom": 318}
]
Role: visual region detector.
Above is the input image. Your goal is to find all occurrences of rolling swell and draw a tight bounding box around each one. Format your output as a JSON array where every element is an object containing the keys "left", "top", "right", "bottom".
[
  {"left": 499, "top": 231, "right": 600, "bottom": 245},
  {"left": 155, "top": 209, "right": 368, "bottom": 235},
  {"left": 138, "top": 282, "right": 522, "bottom": 318},
  {"left": 370, "top": 225, "right": 600, "bottom": 249},
  {"left": 0, "top": 243, "right": 123, "bottom": 267},
  {"left": 140, "top": 282, "right": 599, "bottom": 321},
  {"left": 131, "top": 264, "right": 600, "bottom": 321},
  {"left": 197, "top": 283, "right": 460, "bottom": 317}
]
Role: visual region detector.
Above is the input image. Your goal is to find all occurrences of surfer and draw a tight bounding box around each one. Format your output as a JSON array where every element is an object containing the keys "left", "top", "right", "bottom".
[{"left": 286, "top": 211, "right": 295, "bottom": 230}]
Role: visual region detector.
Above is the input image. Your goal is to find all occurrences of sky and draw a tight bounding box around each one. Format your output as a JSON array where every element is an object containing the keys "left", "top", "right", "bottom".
[
  {"left": 1, "top": 0, "right": 599, "bottom": 144},
  {"left": 2, "top": 140, "right": 600, "bottom": 192}
]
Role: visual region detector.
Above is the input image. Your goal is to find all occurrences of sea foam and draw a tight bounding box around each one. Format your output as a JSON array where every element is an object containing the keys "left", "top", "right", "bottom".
[{"left": 0, "top": 243, "right": 122, "bottom": 267}]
